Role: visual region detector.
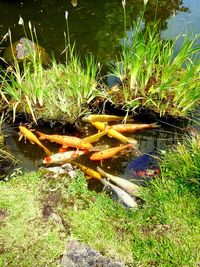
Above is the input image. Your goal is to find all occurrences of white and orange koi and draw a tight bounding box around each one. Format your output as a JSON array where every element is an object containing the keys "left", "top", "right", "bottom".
[
  {"left": 92, "top": 121, "right": 137, "bottom": 144},
  {"left": 43, "top": 150, "right": 86, "bottom": 164},
  {"left": 19, "top": 126, "right": 51, "bottom": 155},
  {"left": 111, "top": 122, "right": 160, "bottom": 133},
  {"left": 36, "top": 131, "right": 92, "bottom": 150}
]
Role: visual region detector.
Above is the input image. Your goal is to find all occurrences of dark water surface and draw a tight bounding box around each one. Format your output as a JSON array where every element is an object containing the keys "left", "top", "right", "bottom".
[
  {"left": 0, "top": 0, "right": 199, "bottom": 177},
  {"left": 0, "top": 0, "right": 199, "bottom": 63}
]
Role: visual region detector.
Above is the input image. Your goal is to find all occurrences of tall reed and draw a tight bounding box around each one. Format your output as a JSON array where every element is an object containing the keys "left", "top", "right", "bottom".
[{"left": 108, "top": 19, "right": 200, "bottom": 117}]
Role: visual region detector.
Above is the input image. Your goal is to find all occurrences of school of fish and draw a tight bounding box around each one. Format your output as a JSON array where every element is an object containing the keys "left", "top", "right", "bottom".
[{"left": 18, "top": 114, "right": 160, "bottom": 208}]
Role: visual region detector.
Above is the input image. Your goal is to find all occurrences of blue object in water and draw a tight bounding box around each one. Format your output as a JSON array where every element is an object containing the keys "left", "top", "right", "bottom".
[{"left": 123, "top": 151, "right": 160, "bottom": 182}]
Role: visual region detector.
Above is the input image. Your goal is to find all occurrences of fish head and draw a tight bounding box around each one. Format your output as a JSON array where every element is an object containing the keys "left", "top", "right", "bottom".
[
  {"left": 82, "top": 142, "right": 93, "bottom": 150},
  {"left": 43, "top": 156, "right": 52, "bottom": 164}
]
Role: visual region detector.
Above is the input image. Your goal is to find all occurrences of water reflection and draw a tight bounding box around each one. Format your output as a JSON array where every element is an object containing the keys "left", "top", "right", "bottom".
[{"left": 0, "top": 0, "right": 191, "bottom": 63}]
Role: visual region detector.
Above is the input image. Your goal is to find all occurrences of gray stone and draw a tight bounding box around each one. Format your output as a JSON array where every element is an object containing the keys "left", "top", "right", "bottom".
[{"left": 62, "top": 240, "right": 126, "bottom": 267}]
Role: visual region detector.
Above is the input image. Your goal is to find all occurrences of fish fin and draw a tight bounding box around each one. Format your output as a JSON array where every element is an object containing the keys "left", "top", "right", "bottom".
[
  {"left": 128, "top": 138, "right": 138, "bottom": 145},
  {"left": 44, "top": 148, "right": 52, "bottom": 156},
  {"left": 89, "top": 145, "right": 109, "bottom": 152},
  {"left": 30, "top": 141, "right": 35, "bottom": 145},
  {"left": 36, "top": 131, "right": 46, "bottom": 140},
  {"left": 150, "top": 122, "right": 160, "bottom": 128},
  {"left": 18, "top": 134, "right": 23, "bottom": 141}
]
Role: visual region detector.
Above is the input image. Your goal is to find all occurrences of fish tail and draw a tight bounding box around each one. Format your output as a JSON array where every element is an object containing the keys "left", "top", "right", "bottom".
[
  {"left": 36, "top": 131, "right": 47, "bottom": 140},
  {"left": 42, "top": 146, "right": 52, "bottom": 156},
  {"left": 150, "top": 122, "right": 160, "bottom": 128},
  {"left": 100, "top": 178, "right": 110, "bottom": 187},
  {"left": 97, "top": 167, "right": 107, "bottom": 177},
  {"left": 127, "top": 138, "right": 138, "bottom": 145}
]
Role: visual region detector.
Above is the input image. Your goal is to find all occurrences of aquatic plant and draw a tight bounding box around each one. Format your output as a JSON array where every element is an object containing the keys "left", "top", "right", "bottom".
[
  {"left": 107, "top": 21, "right": 200, "bottom": 117},
  {"left": 0, "top": 20, "right": 100, "bottom": 124}
]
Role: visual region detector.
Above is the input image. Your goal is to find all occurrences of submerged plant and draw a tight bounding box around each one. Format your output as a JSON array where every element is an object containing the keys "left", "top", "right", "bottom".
[{"left": 108, "top": 21, "right": 200, "bottom": 117}]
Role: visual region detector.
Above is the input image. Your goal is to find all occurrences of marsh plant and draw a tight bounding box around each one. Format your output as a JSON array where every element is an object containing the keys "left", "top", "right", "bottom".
[
  {"left": 108, "top": 21, "right": 200, "bottom": 117},
  {"left": 0, "top": 18, "right": 100, "bottom": 124}
]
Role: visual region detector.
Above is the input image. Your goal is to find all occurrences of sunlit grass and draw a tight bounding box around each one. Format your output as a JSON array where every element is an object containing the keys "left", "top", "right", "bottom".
[
  {"left": 0, "top": 22, "right": 100, "bottom": 124},
  {"left": 0, "top": 138, "right": 200, "bottom": 266},
  {"left": 107, "top": 21, "right": 200, "bottom": 117}
]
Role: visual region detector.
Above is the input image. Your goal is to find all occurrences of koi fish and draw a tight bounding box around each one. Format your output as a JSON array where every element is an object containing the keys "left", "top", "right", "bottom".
[
  {"left": 43, "top": 145, "right": 109, "bottom": 164},
  {"left": 19, "top": 126, "right": 51, "bottom": 155},
  {"left": 82, "top": 114, "right": 133, "bottom": 123},
  {"left": 111, "top": 122, "right": 160, "bottom": 133},
  {"left": 74, "top": 163, "right": 101, "bottom": 180},
  {"left": 90, "top": 144, "right": 133, "bottom": 161},
  {"left": 123, "top": 152, "right": 160, "bottom": 182},
  {"left": 100, "top": 179, "right": 138, "bottom": 208},
  {"left": 43, "top": 150, "right": 86, "bottom": 164},
  {"left": 36, "top": 131, "right": 92, "bottom": 150},
  {"left": 82, "top": 130, "right": 107, "bottom": 143},
  {"left": 97, "top": 167, "right": 140, "bottom": 196},
  {"left": 92, "top": 122, "right": 137, "bottom": 144}
]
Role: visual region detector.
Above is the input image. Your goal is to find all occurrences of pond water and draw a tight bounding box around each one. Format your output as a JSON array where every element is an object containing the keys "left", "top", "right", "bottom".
[{"left": 0, "top": 0, "right": 199, "bottom": 179}]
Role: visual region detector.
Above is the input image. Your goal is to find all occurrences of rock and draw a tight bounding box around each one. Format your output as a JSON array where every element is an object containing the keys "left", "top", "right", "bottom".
[
  {"left": 62, "top": 240, "right": 126, "bottom": 267},
  {"left": 3, "top": 37, "right": 50, "bottom": 66}
]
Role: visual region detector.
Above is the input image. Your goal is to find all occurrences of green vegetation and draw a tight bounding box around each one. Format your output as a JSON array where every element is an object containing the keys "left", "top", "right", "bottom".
[
  {"left": 0, "top": 115, "right": 17, "bottom": 178},
  {"left": 0, "top": 23, "right": 100, "bottom": 124},
  {"left": 0, "top": 138, "right": 199, "bottom": 266},
  {"left": 107, "top": 22, "right": 200, "bottom": 117}
]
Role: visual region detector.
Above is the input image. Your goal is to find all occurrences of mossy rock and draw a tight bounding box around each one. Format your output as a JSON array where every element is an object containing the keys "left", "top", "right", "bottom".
[{"left": 3, "top": 37, "right": 50, "bottom": 66}]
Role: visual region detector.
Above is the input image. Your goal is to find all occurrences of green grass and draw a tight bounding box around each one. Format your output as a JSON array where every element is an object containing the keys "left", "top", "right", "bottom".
[
  {"left": 0, "top": 139, "right": 199, "bottom": 266},
  {"left": 0, "top": 115, "right": 18, "bottom": 177},
  {"left": 107, "top": 22, "right": 200, "bottom": 117},
  {"left": 0, "top": 24, "right": 100, "bottom": 124},
  {"left": 0, "top": 171, "right": 68, "bottom": 266}
]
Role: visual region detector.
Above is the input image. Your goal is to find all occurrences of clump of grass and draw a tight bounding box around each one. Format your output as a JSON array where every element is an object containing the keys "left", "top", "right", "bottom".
[
  {"left": 160, "top": 137, "right": 200, "bottom": 192},
  {"left": 0, "top": 20, "right": 100, "bottom": 124},
  {"left": 0, "top": 115, "right": 18, "bottom": 178},
  {"left": 107, "top": 21, "right": 200, "bottom": 117}
]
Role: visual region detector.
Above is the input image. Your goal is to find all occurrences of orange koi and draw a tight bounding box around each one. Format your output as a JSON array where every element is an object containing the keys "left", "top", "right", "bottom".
[
  {"left": 82, "top": 114, "right": 133, "bottom": 123},
  {"left": 19, "top": 126, "right": 51, "bottom": 155},
  {"left": 90, "top": 144, "right": 133, "bottom": 161},
  {"left": 36, "top": 131, "right": 92, "bottom": 150},
  {"left": 92, "top": 121, "right": 137, "bottom": 144},
  {"left": 43, "top": 150, "right": 86, "bottom": 164},
  {"left": 111, "top": 122, "right": 160, "bottom": 133},
  {"left": 73, "top": 163, "right": 101, "bottom": 180}
]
